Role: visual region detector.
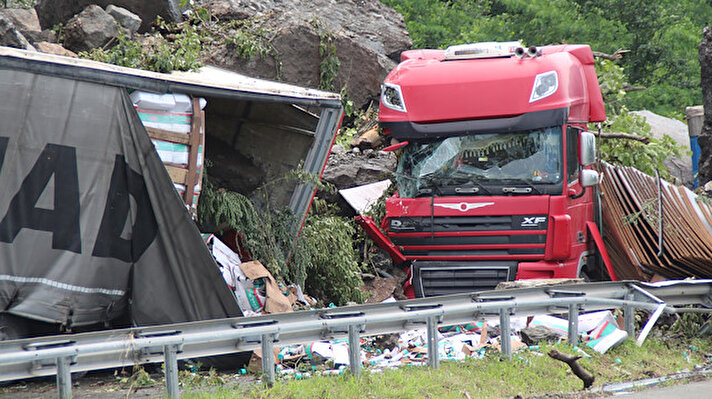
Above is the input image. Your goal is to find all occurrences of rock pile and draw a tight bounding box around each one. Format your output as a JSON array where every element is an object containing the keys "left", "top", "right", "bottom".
[{"left": 0, "top": 1, "right": 411, "bottom": 111}]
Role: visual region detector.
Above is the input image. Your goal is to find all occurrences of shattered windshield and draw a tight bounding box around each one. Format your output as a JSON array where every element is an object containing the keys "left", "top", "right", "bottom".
[{"left": 395, "top": 126, "right": 562, "bottom": 197}]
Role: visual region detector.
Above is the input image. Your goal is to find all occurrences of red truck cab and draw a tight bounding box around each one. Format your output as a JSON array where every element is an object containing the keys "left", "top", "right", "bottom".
[{"left": 359, "top": 42, "right": 607, "bottom": 298}]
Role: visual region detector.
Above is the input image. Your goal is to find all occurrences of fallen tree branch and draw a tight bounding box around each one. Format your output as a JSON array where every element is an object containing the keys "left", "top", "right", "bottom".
[
  {"left": 593, "top": 49, "right": 630, "bottom": 61},
  {"left": 623, "top": 83, "right": 646, "bottom": 92},
  {"left": 548, "top": 349, "right": 595, "bottom": 389},
  {"left": 596, "top": 131, "right": 650, "bottom": 144}
]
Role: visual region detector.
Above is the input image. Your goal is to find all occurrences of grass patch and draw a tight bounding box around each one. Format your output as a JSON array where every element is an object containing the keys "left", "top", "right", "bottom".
[{"left": 180, "top": 337, "right": 711, "bottom": 399}]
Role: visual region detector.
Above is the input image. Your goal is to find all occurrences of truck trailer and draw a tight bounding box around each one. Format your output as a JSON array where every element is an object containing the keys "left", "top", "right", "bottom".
[
  {"left": 358, "top": 42, "right": 612, "bottom": 298},
  {"left": 0, "top": 46, "right": 342, "bottom": 340}
]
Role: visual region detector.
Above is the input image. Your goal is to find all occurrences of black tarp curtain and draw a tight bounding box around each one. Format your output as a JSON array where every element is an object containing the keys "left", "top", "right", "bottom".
[{"left": 0, "top": 69, "right": 241, "bottom": 327}]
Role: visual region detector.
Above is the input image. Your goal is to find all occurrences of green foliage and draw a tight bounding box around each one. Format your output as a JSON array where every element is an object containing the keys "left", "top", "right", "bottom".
[
  {"left": 2, "top": 0, "right": 35, "bottom": 8},
  {"left": 309, "top": 19, "right": 341, "bottom": 91},
  {"left": 599, "top": 109, "right": 683, "bottom": 180},
  {"left": 668, "top": 311, "right": 712, "bottom": 338},
  {"left": 50, "top": 23, "right": 65, "bottom": 44},
  {"left": 116, "top": 366, "right": 156, "bottom": 388},
  {"left": 595, "top": 59, "right": 685, "bottom": 180},
  {"left": 294, "top": 216, "right": 365, "bottom": 304},
  {"left": 381, "top": 0, "right": 490, "bottom": 49},
  {"left": 209, "top": 17, "right": 273, "bottom": 60},
  {"left": 81, "top": 22, "right": 204, "bottom": 73},
  {"left": 340, "top": 86, "right": 355, "bottom": 118},
  {"left": 179, "top": 365, "right": 226, "bottom": 390},
  {"left": 365, "top": 180, "right": 396, "bottom": 227},
  {"left": 198, "top": 167, "right": 363, "bottom": 305},
  {"left": 318, "top": 34, "right": 341, "bottom": 92},
  {"left": 335, "top": 102, "right": 377, "bottom": 147}
]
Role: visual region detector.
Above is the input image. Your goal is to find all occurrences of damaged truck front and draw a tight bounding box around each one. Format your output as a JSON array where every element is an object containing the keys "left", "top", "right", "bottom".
[
  {"left": 359, "top": 42, "right": 614, "bottom": 298},
  {"left": 0, "top": 47, "right": 341, "bottom": 338}
]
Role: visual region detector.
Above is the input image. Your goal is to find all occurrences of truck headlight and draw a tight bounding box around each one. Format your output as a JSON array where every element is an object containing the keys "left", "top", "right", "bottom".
[
  {"left": 381, "top": 83, "right": 407, "bottom": 112},
  {"left": 529, "top": 71, "right": 558, "bottom": 103}
]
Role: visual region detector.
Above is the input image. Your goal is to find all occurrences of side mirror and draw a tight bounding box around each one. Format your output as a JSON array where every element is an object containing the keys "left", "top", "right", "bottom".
[
  {"left": 579, "top": 132, "right": 596, "bottom": 166},
  {"left": 580, "top": 169, "right": 599, "bottom": 187}
]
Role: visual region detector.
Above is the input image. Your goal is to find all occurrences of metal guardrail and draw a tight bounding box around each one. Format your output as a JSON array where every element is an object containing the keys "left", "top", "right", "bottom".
[{"left": 0, "top": 280, "right": 711, "bottom": 398}]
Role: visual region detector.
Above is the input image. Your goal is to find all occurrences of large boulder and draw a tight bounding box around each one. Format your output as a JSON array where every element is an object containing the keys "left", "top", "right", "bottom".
[
  {"left": 204, "top": 0, "right": 411, "bottom": 109},
  {"left": 630, "top": 110, "right": 693, "bottom": 187},
  {"left": 63, "top": 5, "right": 120, "bottom": 53},
  {"left": 0, "top": 7, "right": 41, "bottom": 42},
  {"left": 34, "top": 41, "right": 77, "bottom": 57},
  {"left": 35, "top": 0, "right": 184, "bottom": 32},
  {"left": 106, "top": 5, "right": 142, "bottom": 36},
  {"left": 322, "top": 146, "right": 397, "bottom": 189},
  {"left": 698, "top": 26, "right": 712, "bottom": 185},
  {"left": 0, "top": 14, "right": 35, "bottom": 51}
]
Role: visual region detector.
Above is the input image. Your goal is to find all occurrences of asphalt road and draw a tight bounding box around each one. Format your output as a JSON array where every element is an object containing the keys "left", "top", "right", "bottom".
[{"left": 614, "top": 377, "right": 712, "bottom": 398}]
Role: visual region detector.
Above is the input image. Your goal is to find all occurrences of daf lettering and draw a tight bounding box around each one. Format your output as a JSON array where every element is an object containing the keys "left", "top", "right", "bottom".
[{"left": 522, "top": 216, "right": 546, "bottom": 227}]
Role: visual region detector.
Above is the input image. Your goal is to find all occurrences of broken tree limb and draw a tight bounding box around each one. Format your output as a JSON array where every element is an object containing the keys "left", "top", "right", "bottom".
[
  {"left": 592, "top": 49, "right": 630, "bottom": 61},
  {"left": 595, "top": 131, "right": 650, "bottom": 145},
  {"left": 623, "top": 83, "right": 646, "bottom": 92},
  {"left": 548, "top": 349, "right": 595, "bottom": 389}
]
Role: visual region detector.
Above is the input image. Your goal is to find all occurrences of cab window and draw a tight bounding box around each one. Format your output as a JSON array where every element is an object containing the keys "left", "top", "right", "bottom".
[{"left": 566, "top": 127, "right": 579, "bottom": 183}]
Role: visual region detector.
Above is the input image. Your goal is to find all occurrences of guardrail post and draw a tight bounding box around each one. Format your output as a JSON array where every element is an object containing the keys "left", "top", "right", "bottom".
[
  {"left": 426, "top": 315, "right": 439, "bottom": 368},
  {"left": 261, "top": 333, "right": 276, "bottom": 386},
  {"left": 56, "top": 356, "right": 72, "bottom": 399},
  {"left": 500, "top": 308, "right": 511, "bottom": 359},
  {"left": 348, "top": 324, "right": 361, "bottom": 376},
  {"left": 624, "top": 293, "right": 635, "bottom": 338},
  {"left": 568, "top": 303, "right": 580, "bottom": 345},
  {"left": 164, "top": 344, "right": 180, "bottom": 398}
]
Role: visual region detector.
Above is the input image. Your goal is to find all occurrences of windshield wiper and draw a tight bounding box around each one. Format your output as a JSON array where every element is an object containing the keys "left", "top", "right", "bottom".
[
  {"left": 452, "top": 181, "right": 490, "bottom": 195},
  {"left": 414, "top": 177, "right": 445, "bottom": 197},
  {"left": 501, "top": 179, "right": 541, "bottom": 195}
]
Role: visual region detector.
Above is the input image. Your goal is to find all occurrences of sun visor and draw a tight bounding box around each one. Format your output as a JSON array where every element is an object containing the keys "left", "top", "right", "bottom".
[{"left": 382, "top": 108, "right": 569, "bottom": 140}]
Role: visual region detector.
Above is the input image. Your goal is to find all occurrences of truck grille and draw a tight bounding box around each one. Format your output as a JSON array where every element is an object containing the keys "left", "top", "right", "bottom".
[
  {"left": 412, "top": 261, "right": 516, "bottom": 297},
  {"left": 389, "top": 216, "right": 546, "bottom": 258}
]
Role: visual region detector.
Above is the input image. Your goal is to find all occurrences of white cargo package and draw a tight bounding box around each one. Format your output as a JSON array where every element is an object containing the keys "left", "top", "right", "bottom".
[
  {"left": 130, "top": 91, "right": 207, "bottom": 112},
  {"left": 204, "top": 234, "right": 260, "bottom": 317}
]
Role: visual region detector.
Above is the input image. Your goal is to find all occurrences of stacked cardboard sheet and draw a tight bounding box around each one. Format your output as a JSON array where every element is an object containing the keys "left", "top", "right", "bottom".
[{"left": 599, "top": 162, "right": 712, "bottom": 280}]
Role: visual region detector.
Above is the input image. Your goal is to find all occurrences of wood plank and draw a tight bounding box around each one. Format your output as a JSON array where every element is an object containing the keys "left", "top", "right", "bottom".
[
  {"left": 165, "top": 165, "right": 188, "bottom": 184},
  {"left": 145, "top": 127, "right": 191, "bottom": 144},
  {"left": 197, "top": 110, "right": 205, "bottom": 190},
  {"left": 183, "top": 98, "right": 202, "bottom": 205}
]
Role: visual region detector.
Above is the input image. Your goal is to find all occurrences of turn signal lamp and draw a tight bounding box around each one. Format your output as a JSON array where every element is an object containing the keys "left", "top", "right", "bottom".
[{"left": 530, "top": 71, "right": 558, "bottom": 102}]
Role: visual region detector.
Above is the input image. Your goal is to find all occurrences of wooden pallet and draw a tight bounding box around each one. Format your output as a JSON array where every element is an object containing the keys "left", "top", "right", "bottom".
[{"left": 145, "top": 97, "right": 204, "bottom": 209}]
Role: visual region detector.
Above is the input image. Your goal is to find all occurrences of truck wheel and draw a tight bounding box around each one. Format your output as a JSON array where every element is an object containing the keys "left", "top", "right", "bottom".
[{"left": 583, "top": 253, "right": 606, "bottom": 281}]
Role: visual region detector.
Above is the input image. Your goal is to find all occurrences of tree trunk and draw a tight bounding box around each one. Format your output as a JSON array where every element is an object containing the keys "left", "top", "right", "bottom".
[{"left": 697, "top": 26, "right": 712, "bottom": 185}]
